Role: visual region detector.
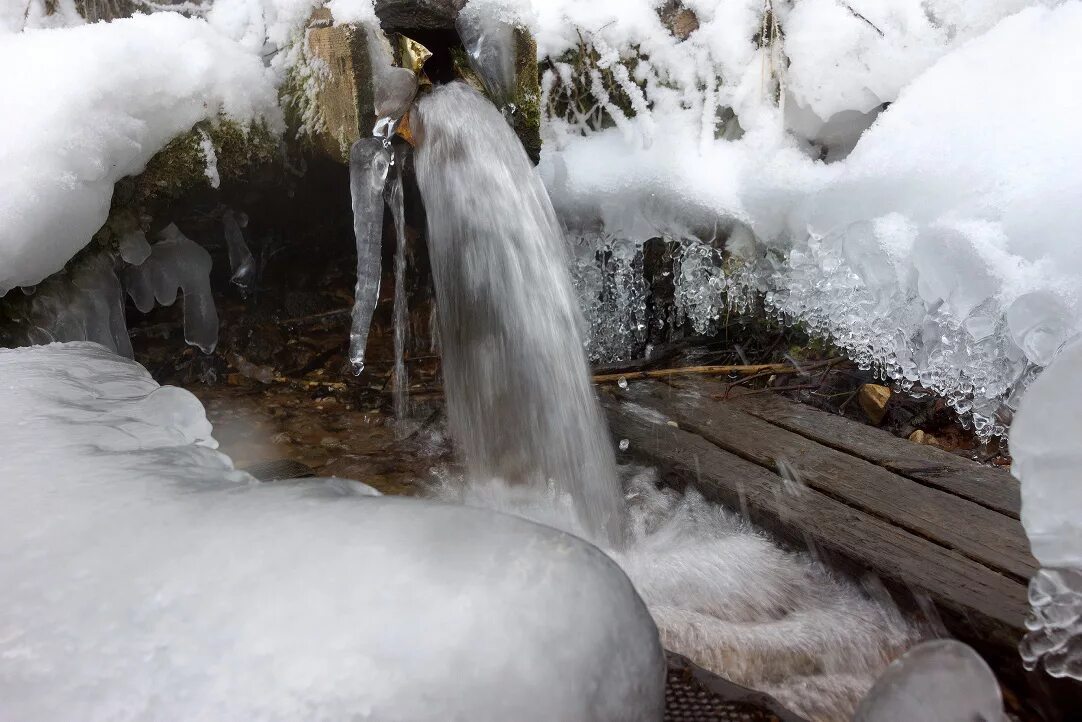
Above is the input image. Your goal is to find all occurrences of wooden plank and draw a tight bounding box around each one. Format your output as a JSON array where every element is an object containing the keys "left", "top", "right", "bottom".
[
  {"left": 611, "top": 380, "right": 1037, "bottom": 581},
  {"left": 723, "top": 388, "right": 1020, "bottom": 518},
  {"left": 603, "top": 394, "right": 1029, "bottom": 638}
]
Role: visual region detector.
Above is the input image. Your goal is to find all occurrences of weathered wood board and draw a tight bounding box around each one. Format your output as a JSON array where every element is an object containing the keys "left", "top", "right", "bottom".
[{"left": 600, "top": 377, "right": 1034, "bottom": 648}]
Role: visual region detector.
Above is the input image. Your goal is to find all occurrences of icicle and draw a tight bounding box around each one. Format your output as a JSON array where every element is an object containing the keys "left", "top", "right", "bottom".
[
  {"left": 122, "top": 224, "right": 219, "bottom": 354},
  {"left": 386, "top": 146, "right": 410, "bottom": 420},
  {"left": 222, "top": 209, "right": 256, "bottom": 293},
  {"left": 348, "top": 139, "right": 392, "bottom": 374}
]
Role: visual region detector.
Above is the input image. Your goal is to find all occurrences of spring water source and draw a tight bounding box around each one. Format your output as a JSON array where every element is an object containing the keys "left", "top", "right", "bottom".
[{"left": 408, "top": 83, "right": 623, "bottom": 545}]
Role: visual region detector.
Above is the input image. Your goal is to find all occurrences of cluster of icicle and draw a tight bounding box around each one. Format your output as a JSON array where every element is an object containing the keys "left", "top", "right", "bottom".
[
  {"left": 9, "top": 215, "right": 256, "bottom": 358},
  {"left": 567, "top": 227, "right": 1070, "bottom": 440},
  {"left": 567, "top": 231, "right": 650, "bottom": 363}
]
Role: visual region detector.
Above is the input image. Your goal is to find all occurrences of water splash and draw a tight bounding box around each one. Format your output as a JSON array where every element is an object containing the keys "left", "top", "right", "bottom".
[{"left": 413, "top": 83, "right": 624, "bottom": 544}]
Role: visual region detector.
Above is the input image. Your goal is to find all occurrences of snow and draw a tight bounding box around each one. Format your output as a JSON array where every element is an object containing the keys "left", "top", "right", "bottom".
[
  {"left": 0, "top": 12, "right": 281, "bottom": 294},
  {"left": 326, "top": 0, "right": 376, "bottom": 25},
  {"left": 532, "top": 0, "right": 1082, "bottom": 434},
  {"left": 0, "top": 342, "right": 666, "bottom": 721}
]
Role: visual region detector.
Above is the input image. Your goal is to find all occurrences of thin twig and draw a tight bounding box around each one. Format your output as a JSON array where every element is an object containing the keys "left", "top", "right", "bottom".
[
  {"left": 593, "top": 363, "right": 794, "bottom": 384},
  {"left": 843, "top": 3, "right": 885, "bottom": 36},
  {"left": 279, "top": 307, "right": 352, "bottom": 326}
]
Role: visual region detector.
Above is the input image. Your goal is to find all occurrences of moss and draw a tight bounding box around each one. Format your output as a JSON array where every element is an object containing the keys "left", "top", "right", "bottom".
[
  {"left": 511, "top": 28, "right": 542, "bottom": 164},
  {"left": 130, "top": 119, "right": 279, "bottom": 208}
]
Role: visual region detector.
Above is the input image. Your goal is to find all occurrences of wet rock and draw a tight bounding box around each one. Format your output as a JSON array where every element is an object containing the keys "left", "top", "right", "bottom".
[
  {"left": 375, "top": 0, "right": 468, "bottom": 30},
  {"left": 303, "top": 9, "right": 381, "bottom": 163},
  {"left": 859, "top": 383, "right": 892, "bottom": 425},
  {"left": 658, "top": 1, "right": 700, "bottom": 41}
]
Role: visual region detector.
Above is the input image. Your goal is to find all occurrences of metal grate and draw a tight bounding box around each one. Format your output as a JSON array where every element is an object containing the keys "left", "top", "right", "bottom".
[{"left": 664, "top": 652, "right": 808, "bottom": 722}]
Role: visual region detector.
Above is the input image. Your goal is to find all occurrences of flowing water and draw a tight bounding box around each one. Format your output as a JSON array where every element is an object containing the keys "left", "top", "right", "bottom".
[
  {"left": 411, "top": 83, "right": 624, "bottom": 545},
  {"left": 386, "top": 147, "right": 410, "bottom": 422}
]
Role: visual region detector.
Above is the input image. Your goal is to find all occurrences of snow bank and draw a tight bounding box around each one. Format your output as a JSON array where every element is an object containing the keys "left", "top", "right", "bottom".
[
  {"left": 0, "top": 12, "right": 281, "bottom": 295},
  {"left": 0, "top": 342, "right": 665, "bottom": 721},
  {"left": 531, "top": 0, "right": 1079, "bottom": 434}
]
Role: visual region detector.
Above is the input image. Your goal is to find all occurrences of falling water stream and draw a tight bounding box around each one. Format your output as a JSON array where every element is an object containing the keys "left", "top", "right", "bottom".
[{"left": 412, "top": 83, "right": 624, "bottom": 544}]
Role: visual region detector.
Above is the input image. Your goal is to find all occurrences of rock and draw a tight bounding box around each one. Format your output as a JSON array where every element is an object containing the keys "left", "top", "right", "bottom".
[
  {"left": 375, "top": 0, "right": 468, "bottom": 30},
  {"left": 658, "top": 1, "right": 700, "bottom": 41},
  {"left": 302, "top": 9, "right": 381, "bottom": 163},
  {"left": 858, "top": 383, "right": 892, "bottom": 425},
  {"left": 907, "top": 430, "right": 940, "bottom": 447}
]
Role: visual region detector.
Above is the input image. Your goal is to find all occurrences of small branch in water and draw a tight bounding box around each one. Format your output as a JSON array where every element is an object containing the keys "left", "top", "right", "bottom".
[
  {"left": 593, "top": 363, "right": 798, "bottom": 384},
  {"left": 279, "top": 307, "right": 352, "bottom": 326}
]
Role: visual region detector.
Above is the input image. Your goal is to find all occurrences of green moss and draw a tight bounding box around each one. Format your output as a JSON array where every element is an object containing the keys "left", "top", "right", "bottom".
[
  {"left": 511, "top": 28, "right": 542, "bottom": 164},
  {"left": 131, "top": 119, "right": 279, "bottom": 208}
]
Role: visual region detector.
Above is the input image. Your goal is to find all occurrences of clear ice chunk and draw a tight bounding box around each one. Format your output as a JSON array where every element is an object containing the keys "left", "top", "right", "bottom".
[
  {"left": 1006, "top": 291, "right": 1072, "bottom": 368},
  {"left": 853, "top": 639, "right": 1006, "bottom": 721},
  {"left": 117, "top": 228, "right": 151, "bottom": 265},
  {"left": 222, "top": 208, "right": 256, "bottom": 292},
  {"left": 348, "top": 138, "right": 392, "bottom": 374},
  {"left": 1011, "top": 340, "right": 1082, "bottom": 679},
  {"left": 19, "top": 251, "right": 132, "bottom": 357},
  {"left": 122, "top": 224, "right": 219, "bottom": 353},
  {"left": 456, "top": 6, "right": 517, "bottom": 109},
  {"left": 363, "top": 24, "right": 419, "bottom": 122}
]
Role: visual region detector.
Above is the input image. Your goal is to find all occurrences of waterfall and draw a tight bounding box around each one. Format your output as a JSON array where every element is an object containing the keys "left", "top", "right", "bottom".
[{"left": 412, "top": 83, "right": 624, "bottom": 545}]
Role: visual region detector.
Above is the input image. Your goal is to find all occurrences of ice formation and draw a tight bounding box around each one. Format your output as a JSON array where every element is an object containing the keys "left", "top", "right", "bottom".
[
  {"left": 523, "top": 0, "right": 1081, "bottom": 435},
  {"left": 414, "top": 83, "right": 624, "bottom": 544},
  {"left": 568, "top": 231, "right": 650, "bottom": 362},
  {"left": 0, "top": 342, "right": 666, "bottom": 722},
  {"left": 0, "top": 11, "right": 280, "bottom": 294},
  {"left": 222, "top": 208, "right": 256, "bottom": 292},
  {"left": 123, "top": 224, "right": 221, "bottom": 354},
  {"left": 853, "top": 639, "right": 1006, "bottom": 722},
  {"left": 15, "top": 251, "right": 133, "bottom": 357},
  {"left": 456, "top": 2, "right": 519, "bottom": 109},
  {"left": 347, "top": 138, "right": 391, "bottom": 374},
  {"left": 1011, "top": 339, "right": 1082, "bottom": 680}
]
